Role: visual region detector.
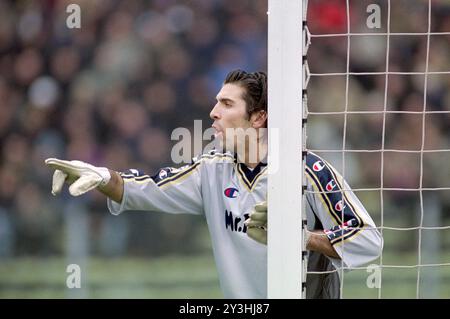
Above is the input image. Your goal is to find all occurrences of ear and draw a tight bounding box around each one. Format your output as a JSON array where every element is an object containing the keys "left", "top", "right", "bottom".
[{"left": 250, "top": 110, "right": 268, "bottom": 129}]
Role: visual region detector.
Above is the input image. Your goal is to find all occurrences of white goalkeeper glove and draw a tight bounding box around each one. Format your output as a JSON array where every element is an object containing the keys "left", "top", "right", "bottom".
[
  {"left": 246, "top": 201, "right": 268, "bottom": 245},
  {"left": 45, "top": 158, "right": 111, "bottom": 197},
  {"left": 245, "top": 201, "right": 312, "bottom": 246}
]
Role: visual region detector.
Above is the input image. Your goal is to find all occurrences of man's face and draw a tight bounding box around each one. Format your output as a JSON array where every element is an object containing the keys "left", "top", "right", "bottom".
[{"left": 210, "top": 83, "right": 253, "bottom": 152}]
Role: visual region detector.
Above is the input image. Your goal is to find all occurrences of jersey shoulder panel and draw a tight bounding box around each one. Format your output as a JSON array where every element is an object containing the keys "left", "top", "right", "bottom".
[{"left": 193, "top": 150, "right": 236, "bottom": 164}]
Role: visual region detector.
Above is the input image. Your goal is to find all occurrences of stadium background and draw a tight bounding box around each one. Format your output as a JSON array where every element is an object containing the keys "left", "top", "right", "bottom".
[{"left": 0, "top": 0, "right": 449, "bottom": 298}]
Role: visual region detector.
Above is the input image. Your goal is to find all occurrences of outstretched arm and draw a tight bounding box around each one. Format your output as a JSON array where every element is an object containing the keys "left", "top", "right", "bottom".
[{"left": 46, "top": 157, "right": 205, "bottom": 216}]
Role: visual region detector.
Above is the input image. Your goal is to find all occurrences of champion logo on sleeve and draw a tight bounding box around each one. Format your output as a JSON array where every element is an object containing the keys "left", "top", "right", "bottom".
[
  {"left": 313, "top": 160, "right": 325, "bottom": 172},
  {"left": 326, "top": 179, "right": 337, "bottom": 191},
  {"left": 158, "top": 170, "right": 168, "bottom": 179}
]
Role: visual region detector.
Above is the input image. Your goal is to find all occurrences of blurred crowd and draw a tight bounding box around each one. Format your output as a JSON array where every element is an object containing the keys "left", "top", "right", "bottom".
[
  {"left": 0, "top": 0, "right": 267, "bottom": 257},
  {"left": 0, "top": 0, "right": 448, "bottom": 258}
]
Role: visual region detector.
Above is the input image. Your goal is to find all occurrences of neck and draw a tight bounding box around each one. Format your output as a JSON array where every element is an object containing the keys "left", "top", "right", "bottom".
[{"left": 236, "top": 135, "right": 268, "bottom": 168}]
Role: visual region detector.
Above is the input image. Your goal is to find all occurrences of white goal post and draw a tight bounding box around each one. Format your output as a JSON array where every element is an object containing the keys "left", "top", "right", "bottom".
[{"left": 267, "top": 0, "right": 307, "bottom": 299}]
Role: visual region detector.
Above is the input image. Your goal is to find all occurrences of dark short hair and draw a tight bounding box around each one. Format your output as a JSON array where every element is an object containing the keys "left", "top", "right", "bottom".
[{"left": 224, "top": 69, "right": 267, "bottom": 120}]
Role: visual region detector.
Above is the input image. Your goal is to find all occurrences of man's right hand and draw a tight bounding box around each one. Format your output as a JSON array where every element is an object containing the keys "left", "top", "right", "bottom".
[
  {"left": 45, "top": 158, "right": 111, "bottom": 197},
  {"left": 246, "top": 201, "right": 268, "bottom": 245}
]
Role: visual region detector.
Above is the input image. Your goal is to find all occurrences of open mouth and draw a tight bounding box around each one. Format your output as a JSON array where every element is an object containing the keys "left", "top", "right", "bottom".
[{"left": 212, "top": 125, "right": 223, "bottom": 138}]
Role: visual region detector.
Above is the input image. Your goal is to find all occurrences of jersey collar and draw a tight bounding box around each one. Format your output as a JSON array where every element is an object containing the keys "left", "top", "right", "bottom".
[{"left": 233, "top": 152, "right": 268, "bottom": 191}]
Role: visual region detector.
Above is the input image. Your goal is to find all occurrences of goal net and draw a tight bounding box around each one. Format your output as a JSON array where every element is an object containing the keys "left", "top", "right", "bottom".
[{"left": 268, "top": 0, "right": 450, "bottom": 298}]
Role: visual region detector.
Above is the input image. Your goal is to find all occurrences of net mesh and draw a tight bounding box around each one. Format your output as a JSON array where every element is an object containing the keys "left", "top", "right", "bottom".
[{"left": 305, "top": 0, "right": 450, "bottom": 298}]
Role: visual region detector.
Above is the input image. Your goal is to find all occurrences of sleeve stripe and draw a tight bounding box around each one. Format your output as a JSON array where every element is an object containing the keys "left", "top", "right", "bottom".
[
  {"left": 120, "top": 153, "right": 231, "bottom": 188},
  {"left": 325, "top": 218, "right": 362, "bottom": 245},
  {"left": 330, "top": 229, "right": 361, "bottom": 245},
  {"left": 306, "top": 153, "right": 361, "bottom": 223},
  {"left": 307, "top": 164, "right": 361, "bottom": 244},
  {"left": 305, "top": 166, "right": 341, "bottom": 224},
  {"left": 319, "top": 160, "right": 366, "bottom": 244},
  {"left": 306, "top": 152, "right": 365, "bottom": 244},
  {"left": 322, "top": 160, "right": 364, "bottom": 226},
  {"left": 120, "top": 173, "right": 151, "bottom": 181},
  {"left": 135, "top": 175, "right": 151, "bottom": 181},
  {"left": 155, "top": 162, "right": 201, "bottom": 187}
]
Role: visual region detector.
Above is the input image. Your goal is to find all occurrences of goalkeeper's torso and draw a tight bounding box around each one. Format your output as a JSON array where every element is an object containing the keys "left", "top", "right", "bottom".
[
  {"left": 107, "top": 150, "right": 381, "bottom": 299},
  {"left": 195, "top": 150, "right": 268, "bottom": 299}
]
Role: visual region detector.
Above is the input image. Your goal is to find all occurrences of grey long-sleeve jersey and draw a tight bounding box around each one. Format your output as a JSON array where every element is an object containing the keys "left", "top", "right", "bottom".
[{"left": 107, "top": 150, "right": 383, "bottom": 298}]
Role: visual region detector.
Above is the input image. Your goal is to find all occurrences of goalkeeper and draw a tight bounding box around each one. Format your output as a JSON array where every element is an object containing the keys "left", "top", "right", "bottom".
[{"left": 46, "top": 70, "right": 382, "bottom": 299}]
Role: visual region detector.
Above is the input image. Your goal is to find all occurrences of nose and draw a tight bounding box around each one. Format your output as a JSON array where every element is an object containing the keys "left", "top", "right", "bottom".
[{"left": 210, "top": 103, "right": 220, "bottom": 120}]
